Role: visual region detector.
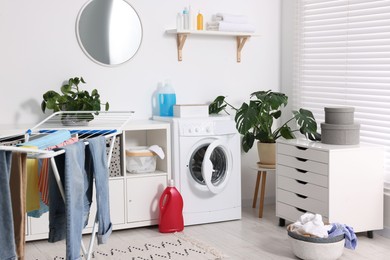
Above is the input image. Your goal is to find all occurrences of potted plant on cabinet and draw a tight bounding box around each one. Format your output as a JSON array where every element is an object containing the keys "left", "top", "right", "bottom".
[
  {"left": 209, "top": 90, "right": 320, "bottom": 166},
  {"left": 41, "top": 77, "right": 110, "bottom": 125}
]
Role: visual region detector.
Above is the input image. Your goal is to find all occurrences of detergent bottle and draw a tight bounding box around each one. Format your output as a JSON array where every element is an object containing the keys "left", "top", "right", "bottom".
[
  {"left": 159, "top": 179, "right": 184, "bottom": 233},
  {"left": 158, "top": 80, "right": 176, "bottom": 117}
]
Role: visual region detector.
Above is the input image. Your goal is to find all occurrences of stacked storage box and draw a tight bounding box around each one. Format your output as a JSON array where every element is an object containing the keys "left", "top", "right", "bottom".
[{"left": 321, "top": 107, "right": 360, "bottom": 145}]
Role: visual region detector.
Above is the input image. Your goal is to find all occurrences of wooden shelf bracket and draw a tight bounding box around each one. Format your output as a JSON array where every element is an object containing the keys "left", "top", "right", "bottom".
[
  {"left": 167, "top": 30, "right": 256, "bottom": 62},
  {"left": 237, "top": 36, "right": 249, "bottom": 63},
  {"left": 177, "top": 33, "right": 188, "bottom": 61}
]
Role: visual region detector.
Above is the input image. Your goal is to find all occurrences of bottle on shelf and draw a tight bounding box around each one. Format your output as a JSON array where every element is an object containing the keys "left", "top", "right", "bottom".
[
  {"left": 197, "top": 11, "right": 203, "bottom": 30},
  {"left": 183, "top": 7, "right": 189, "bottom": 30},
  {"left": 158, "top": 179, "right": 184, "bottom": 233},
  {"left": 158, "top": 80, "right": 176, "bottom": 117},
  {"left": 176, "top": 12, "right": 183, "bottom": 31}
]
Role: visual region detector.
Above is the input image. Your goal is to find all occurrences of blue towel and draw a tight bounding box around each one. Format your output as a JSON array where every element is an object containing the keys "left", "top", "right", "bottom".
[
  {"left": 328, "top": 223, "right": 357, "bottom": 250},
  {"left": 19, "top": 130, "right": 71, "bottom": 149}
]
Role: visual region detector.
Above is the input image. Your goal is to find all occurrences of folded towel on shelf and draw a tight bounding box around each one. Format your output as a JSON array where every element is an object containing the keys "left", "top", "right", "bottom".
[
  {"left": 214, "top": 13, "right": 249, "bottom": 24},
  {"left": 206, "top": 21, "right": 255, "bottom": 33}
]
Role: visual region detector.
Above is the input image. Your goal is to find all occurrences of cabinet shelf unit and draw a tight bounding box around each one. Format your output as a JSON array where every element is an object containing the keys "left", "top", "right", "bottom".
[
  {"left": 24, "top": 120, "right": 171, "bottom": 241},
  {"left": 166, "top": 29, "right": 258, "bottom": 62},
  {"left": 276, "top": 139, "right": 384, "bottom": 236}
]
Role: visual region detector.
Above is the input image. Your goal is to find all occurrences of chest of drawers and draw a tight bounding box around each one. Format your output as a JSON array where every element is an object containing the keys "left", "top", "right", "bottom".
[{"left": 276, "top": 139, "right": 384, "bottom": 233}]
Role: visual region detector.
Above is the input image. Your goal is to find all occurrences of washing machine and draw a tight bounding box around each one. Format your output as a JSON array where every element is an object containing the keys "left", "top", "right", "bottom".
[{"left": 154, "top": 115, "right": 241, "bottom": 226}]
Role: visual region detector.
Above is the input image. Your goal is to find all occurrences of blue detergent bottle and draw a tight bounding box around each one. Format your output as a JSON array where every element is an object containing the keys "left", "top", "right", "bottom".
[{"left": 159, "top": 80, "right": 176, "bottom": 117}]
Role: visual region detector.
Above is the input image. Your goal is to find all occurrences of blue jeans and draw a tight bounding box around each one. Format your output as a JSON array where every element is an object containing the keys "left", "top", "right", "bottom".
[
  {"left": 0, "top": 150, "right": 17, "bottom": 260},
  {"left": 48, "top": 137, "right": 112, "bottom": 259},
  {"left": 48, "top": 142, "right": 90, "bottom": 260},
  {"left": 86, "top": 136, "right": 112, "bottom": 244}
]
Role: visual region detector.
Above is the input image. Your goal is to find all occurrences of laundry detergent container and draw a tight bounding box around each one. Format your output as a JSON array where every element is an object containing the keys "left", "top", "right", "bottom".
[
  {"left": 321, "top": 123, "right": 360, "bottom": 145},
  {"left": 324, "top": 107, "right": 354, "bottom": 125},
  {"left": 126, "top": 147, "right": 157, "bottom": 173}
]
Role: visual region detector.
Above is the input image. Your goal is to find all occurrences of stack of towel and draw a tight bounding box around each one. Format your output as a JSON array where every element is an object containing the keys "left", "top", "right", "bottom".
[{"left": 206, "top": 13, "right": 255, "bottom": 32}]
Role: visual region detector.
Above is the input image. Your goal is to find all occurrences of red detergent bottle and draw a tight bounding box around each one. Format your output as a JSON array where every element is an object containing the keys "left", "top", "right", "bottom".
[{"left": 159, "top": 179, "right": 184, "bottom": 233}]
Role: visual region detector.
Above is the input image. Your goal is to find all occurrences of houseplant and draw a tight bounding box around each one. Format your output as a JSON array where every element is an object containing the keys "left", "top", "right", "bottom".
[
  {"left": 209, "top": 90, "right": 320, "bottom": 164},
  {"left": 41, "top": 77, "right": 109, "bottom": 125}
]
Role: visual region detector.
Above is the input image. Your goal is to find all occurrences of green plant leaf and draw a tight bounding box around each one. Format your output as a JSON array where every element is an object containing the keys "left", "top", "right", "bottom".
[
  {"left": 43, "top": 90, "right": 59, "bottom": 101},
  {"left": 41, "top": 101, "right": 46, "bottom": 113},
  {"left": 209, "top": 96, "right": 227, "bottom": 114},
  {"left": 80, "top": 77, "right": 86, "bottom": 84},
  {"left": 293, "top": 108, "right": 320, "bottom": 140},
  {"left": 46, "top": 99, "right": 57, "bottom": 110},
  {"left": 279, "top": 125, "right": 295, "bottom": 139},
  {"left": 242, "top": 132, "right": 255, "bottom": 152},
  {"left": 61, "top": 84, "right": 72, "bottom": 94},
  {"left": 105, "top": 102, "right": 110, "bottom": 111}
]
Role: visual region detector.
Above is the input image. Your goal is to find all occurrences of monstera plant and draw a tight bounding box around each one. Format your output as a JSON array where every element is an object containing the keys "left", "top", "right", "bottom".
[
  {"left": 209, "top": 90, "right": 320, "bottom": 165},
  {"left": 41, "top": 77, "right": 109, "bottom": 124}
]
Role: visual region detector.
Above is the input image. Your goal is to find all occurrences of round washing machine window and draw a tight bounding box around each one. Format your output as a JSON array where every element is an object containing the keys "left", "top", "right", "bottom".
[{"left": 189, "top": 144, "right": 227, "bottom": 186}]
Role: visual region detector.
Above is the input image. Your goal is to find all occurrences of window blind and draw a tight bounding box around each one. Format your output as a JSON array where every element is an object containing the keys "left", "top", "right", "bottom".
[{"left": 293, "top": 0, "right": 390, "bottom": 183}]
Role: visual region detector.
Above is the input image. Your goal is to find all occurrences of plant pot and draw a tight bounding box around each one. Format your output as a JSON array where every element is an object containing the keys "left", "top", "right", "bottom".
[
  {"left": 61, "top": 113, "right": 90, "bottom": 126},
  {"left": 257, "top": 142, "right": 276, "bottom": 166}
]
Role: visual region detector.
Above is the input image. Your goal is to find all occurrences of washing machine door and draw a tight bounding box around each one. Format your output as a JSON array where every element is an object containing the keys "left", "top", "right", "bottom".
[{"left": 200, "top": 139, "right": 231, "bottom": 194}]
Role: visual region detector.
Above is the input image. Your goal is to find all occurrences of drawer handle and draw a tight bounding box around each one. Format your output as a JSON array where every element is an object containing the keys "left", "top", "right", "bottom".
[
  {"left": 296, "top": 169, "right": 308, "bottom": 173},
  {"left": 296, "top": 157, "right": 308, "bottom": 162},
  {"left": 296, "top": 194, "right": 308, "bottom": 199},
  {"left": 296, "top": 180, "right": 308, "bottom": 185},
  {"left": 296, "top": 146, "right": 308, "bottom": 151},
  {"left": 296, "top": 207, "right": 307, "bottom": 213}
]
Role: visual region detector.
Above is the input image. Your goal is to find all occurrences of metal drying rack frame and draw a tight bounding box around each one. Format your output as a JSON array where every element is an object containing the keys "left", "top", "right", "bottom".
[{"left": 0, "top": 111, "right": 134, "bottom": 260}]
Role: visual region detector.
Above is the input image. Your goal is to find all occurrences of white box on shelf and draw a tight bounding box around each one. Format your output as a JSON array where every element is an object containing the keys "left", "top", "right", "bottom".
[{"left": 173, "top": 104, "right": 208, "bottom": 118}]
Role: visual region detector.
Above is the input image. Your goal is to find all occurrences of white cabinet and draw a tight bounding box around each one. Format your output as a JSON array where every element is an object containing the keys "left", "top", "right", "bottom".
[
  {"left": 126, "top": 174, "right": 166, "bottom": 223},
  {"left": 26, "top": 120, "right": 171, "bottom": 241},
  {"left": 276, "top": 139, "right": 384, "bottom": 234}
]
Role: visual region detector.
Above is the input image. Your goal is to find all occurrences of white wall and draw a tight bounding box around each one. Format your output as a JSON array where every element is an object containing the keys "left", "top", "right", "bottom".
[{"left": 0, "top": 0, "right": 281, "bottom": 205}]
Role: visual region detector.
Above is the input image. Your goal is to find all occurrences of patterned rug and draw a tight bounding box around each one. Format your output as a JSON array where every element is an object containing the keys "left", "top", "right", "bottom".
[{"left": 50, "top": 233, "right": 226, "bottom": 260}]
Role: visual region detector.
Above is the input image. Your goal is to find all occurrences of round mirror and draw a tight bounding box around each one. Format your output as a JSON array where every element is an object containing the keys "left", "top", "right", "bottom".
[{"left": 76, "top": 0, "right": 142, "bottom": 66}]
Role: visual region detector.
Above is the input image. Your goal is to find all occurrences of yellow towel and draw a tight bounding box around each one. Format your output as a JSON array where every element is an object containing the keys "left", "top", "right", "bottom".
[{"left": 22, "top": 146, "right": 40, "bottom": 212}]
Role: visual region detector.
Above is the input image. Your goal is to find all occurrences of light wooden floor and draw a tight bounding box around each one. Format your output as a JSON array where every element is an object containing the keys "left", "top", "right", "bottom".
[{"left": 26, "top": 205, "right": 390, "bottom": 259}]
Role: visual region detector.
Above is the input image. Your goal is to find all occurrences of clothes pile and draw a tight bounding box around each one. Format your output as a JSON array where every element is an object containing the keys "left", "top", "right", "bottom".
[
  {"left": 206, "top": 13, "right": 255, "bottom": 32},
  {"left": 288, "top": 213, "right": 357, "bottom": 250}
]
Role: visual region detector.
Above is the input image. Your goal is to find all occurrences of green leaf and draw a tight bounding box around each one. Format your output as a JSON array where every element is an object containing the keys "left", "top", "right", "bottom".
[
  {"left": 41, "top": 101, "right": 46, "bottom": 113},
  {"left": 242, "top": 132, "right": 255, "bottom": 152},
  {"left": 209, "top": 96, "right": 227, "bottom": 114},
  {"left": 105, "top": 102, "right": 110, "bottom": 111},
  {"left": 61, "top": 84, "right": 72, "bottom": 94},
  {"left": 43, "top": 90, "right": 59, "bottom": 101},
  {"left": 91, "top": 89, "right": 98, "bottom": 97},
  {"left": 279, "top": 125, "right": 295, "bottom": 139},
  {"left": 293, "top": 108, "right": 319, "bottom": 140},
  {"left": 80, "top": 77, "right": 86, "bottom": 84},
  {"left": 46, "top": 99, "right": 57, "bottom": 110}
]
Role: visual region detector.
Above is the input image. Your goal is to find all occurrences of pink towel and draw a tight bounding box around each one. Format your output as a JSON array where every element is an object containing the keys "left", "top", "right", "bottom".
[{"left": 39, "top": 136, "right": 79, "bottom": 205}]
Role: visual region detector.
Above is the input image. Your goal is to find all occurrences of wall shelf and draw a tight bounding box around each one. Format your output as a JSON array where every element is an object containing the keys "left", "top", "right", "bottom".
[{"left": 166, "top": 29, "right": 258, "bottom": 62}]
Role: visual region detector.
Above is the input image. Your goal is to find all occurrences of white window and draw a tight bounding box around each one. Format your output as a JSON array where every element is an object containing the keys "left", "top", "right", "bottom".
[{"left": 293, "top": 0, "right": 390, "bottom": 184}]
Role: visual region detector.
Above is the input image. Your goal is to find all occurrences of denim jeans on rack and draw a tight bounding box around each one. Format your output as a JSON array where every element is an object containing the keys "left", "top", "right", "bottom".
[
  {"left": 48, "top": 141, "right": 91, "bottom": 260},
  {"left": 0, "top": 150, "right": 17, "bottom": 260},
  {"left": 86, "top": 136, "right": 112, "bottom": 244}
]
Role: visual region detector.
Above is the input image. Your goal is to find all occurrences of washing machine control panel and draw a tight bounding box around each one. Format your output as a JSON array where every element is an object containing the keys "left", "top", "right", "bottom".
[{"left": 179, "top": 121, "right": 215, "bottom": 136}]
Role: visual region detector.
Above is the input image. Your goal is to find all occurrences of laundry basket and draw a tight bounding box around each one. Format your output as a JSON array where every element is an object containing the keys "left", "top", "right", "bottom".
[
  {"left": 126, "top": 146, "right": 157, "bottom": 173},
  {"left": 287, "top": 227, "right": 345, "bottom": 260}
]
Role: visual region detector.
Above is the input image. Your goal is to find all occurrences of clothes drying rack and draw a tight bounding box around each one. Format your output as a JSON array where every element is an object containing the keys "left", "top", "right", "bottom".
[{"left": 0, "top": 111, "right": 134, "bottom": 260}]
